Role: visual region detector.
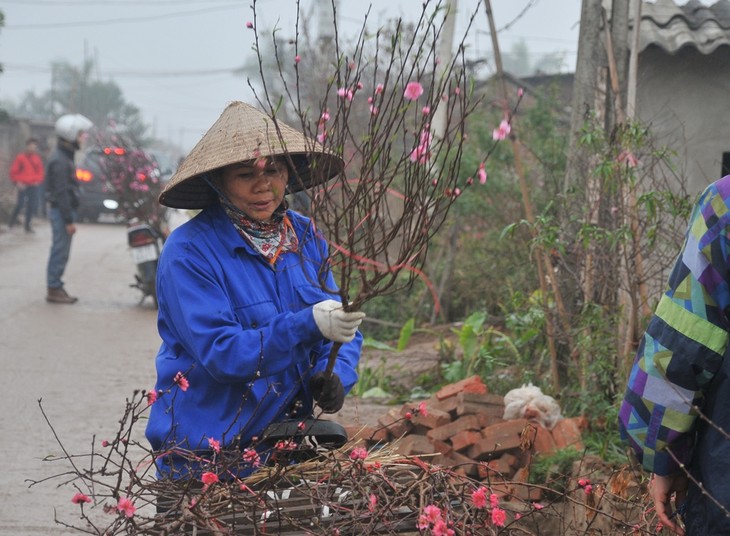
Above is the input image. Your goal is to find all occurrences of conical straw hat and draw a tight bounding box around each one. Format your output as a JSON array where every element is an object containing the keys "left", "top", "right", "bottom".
[{"left": 159, "top": 101, "right": 344, "bottom": 209}]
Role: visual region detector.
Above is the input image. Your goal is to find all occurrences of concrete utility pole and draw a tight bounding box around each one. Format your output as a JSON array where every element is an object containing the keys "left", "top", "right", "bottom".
[{"left": 431, "top": 0, "right": 458, "bottom": 142}]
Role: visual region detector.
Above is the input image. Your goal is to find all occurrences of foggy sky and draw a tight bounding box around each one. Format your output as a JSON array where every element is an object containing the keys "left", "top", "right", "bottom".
[{"left": 1, "top": 0, "right": 583, "bottom": 152}]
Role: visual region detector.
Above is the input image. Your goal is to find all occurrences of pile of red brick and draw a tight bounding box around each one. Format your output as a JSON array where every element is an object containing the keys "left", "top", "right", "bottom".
[{"left": 344, "top": 375, "right": 586, "bottom": 501}]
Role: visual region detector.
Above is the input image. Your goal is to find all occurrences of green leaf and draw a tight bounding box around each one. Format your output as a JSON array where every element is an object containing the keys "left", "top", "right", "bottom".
[
  {"left": 362, "top": 337, "right": 395, "bottom": 351},
  {"left": 397, "top": 318, "right": 415, "bottom": 351},
  {"left": 361, "top": 387, "right": 391, "bottom": 399}
]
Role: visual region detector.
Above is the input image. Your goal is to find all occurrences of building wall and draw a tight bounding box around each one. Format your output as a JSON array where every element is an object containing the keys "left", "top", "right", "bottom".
[{"left": 636, "top": 46, "right": 730, "bottom": 196}]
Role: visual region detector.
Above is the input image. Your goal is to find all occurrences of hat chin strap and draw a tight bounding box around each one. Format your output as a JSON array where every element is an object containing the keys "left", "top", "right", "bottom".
[{"left": 202, "top": 174, "right": 288, "bottom": 219}]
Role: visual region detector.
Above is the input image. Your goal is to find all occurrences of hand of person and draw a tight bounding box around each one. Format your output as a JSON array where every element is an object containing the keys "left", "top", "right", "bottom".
[
  {"left": 650, "top": 472, "right": 688, "bottom": 535},
  {"left": 65, "top": 223, "right": 76, "bottom": 236},
  {"left": 309, "top": 371, "right": 345, "bottom": 413},
  {"left": 312, "top": 300, "right": 365, "bottom": 343}
]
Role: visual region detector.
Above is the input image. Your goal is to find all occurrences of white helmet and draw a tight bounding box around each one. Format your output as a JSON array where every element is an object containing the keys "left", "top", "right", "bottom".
[{"left": 55, "top": 113, "right": 93, "bottom": 143}]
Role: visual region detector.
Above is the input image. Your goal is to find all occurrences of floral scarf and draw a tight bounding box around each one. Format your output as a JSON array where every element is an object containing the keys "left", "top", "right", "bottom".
[{"left": 221, "top": 199, "right": 298, "bottom": 264}]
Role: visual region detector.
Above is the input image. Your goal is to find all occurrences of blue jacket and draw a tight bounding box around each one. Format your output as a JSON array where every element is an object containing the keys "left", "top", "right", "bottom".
[{"left": 145, "top": 204, "right": 361, "bottom": 475}]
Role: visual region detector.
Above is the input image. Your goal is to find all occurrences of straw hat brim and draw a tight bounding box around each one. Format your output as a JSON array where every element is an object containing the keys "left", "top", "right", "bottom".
[{"left": 159, "top": 101, "right": 344, "bottom": 209}]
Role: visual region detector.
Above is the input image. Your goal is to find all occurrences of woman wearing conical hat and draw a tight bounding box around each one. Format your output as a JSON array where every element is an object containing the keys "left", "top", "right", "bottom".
[{"left": 145, "top": 101, "right": 365, "bottom": 478}]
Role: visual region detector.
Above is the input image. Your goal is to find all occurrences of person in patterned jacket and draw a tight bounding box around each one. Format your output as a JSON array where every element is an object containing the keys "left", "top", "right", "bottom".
[{"left": 619, "top": 175, "right": 730, "bottom": 535}]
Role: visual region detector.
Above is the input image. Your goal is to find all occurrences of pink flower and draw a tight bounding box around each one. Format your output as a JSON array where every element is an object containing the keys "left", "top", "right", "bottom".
[
  {"left": 432, "top": 519, "right": 454, "bottom": 536},
  {"left": 578, "top": 478, "right": 590, "bottom": 487},
  {"left": 452, "top": 188, "right": 461, "bottom": 198},
  {"left": 618, "top": 150, "right": 639, "bottom": 168},
  {"left": 515, "top": 513, "right": 522, "bottom": 520},
  {"left": 208, "top": 437, "right": 221, "bottom": 453},
  {"left": 417, "top": 401, "right": 428, "bottom": 416},
  {"left": 368, "top": 493, "right": 377, "bottom": 512},
  {"left": 369, "top": 105, "right": 379, "bottom": 115},
  {"left": 201, "top": 472, "right": 219, "bottom": 486},
  {"left": 71, "top": 492, "right": 91, "bottom": 504},
  {"left": 146, "top": 389, "right": 157, "bottom": 405},
  {"left": 584, "top": 484, "right": 593, "bottom": 494},
  {"left": 242, "top": 448, "right": 261, "bottom": 467},
  {"left": 403, "top": 81, "right": 424, "bottom": 101},
  {"left": 409, "top": 130, "right": 433, "bottom": 165},
  {"left": 117, "top": 497, "right": 136, "bottom": 518},
  {"left": 297, "top": 421, "right": 306, "bottom": 430},
  {"left": 356, "top": 81, "right": 364, "bottom": 90},
  {"left": 294, "top": 55, "right": 301, "bottom": 64},
  {"left": 320, "top": 110, "right": 330, "bottom": 123},
  {"left": 101, "top": 440, "right": 109, "bottom": 447},
  {"left": 375, "top": 83, "right": 384, "bottom": 95},
  {"left": 490, "top": 493, "right": 499, "bottom": 508},
  {"left": 173, "top": 371, "right": 189, "bottom": 391},
  {"left": 316, "top": 131, "right": 327, "bottom": 144},
  {"left": 491, "top": 506, "right": 507, "bottom": 527},
  {"left": 478, "top": 162, "right": 487, "bottom": 184},
  {"left": 337, "top": 87, "right": 354, "bottom": 101},
  {"left": 454, "top": 87, "right": 461, "bottom": 95},
  {"left": 518, "top": 87, "right": 524, "bottom": 98},
  {"left": 246, "top": 21, "right": 253, "bottom": 29},
  {"left": 533, "top": 502, "right": 544, "bottom": 510},
  {"left": 349, "top": 447, "right": 368, "bottom": 461},
  {"left": 404, "top": 411, "right": 413, "bottom": 420},
  {"left": 422, "top": 106, "right": 431, "bottom": 115},
  {"left": 423, "top": 504, "right": 442, "bottom": 523},
  {"left": 471, "top": 486, "right": 487, "bottom": 509},
  {"left": 492, "top": 119, "right": 512, "bottom": 141}
]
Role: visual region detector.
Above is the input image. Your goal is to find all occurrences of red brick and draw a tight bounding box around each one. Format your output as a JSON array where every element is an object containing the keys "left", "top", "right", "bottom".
[
  {"left": 435, "top": 375, "right": 487, "bottom": 400},
  {"left": 436, "top": 451, "right": 479, "bottom": 477},
  {"left": 468, "top": 419, "right": 529, "bottom": 460},
  {"left": 423, "top": 395, "right": 460, "bottom": 415},
  {"left": 551, "top": 417, "right": 585, "bottom": 451},
  {"left": 532, "top": 424, "right": 557, "bottom": 455},
  {"left": 394, "top": 434, "right": 436, "bottom": 456},
  {"left": 490, "top": 481, "right": 542, "bottom": 502},
  {"left": 450, "top": 429, "right": 483, "bottom": 452},
  {"left": 377, "top": 407, "right": 412, "bottom": 439},
  {"left": 427, "top": 414, "right": 483, "bottom": 441},
  {"left": 344, "top": 425, "right": 389, "bottom": 445},
  {"left": 477, "top": 451, "right": 519, "bottom": 479},
  {"left": 412, "top": 407, "right": 452, "bottom": 429},
  {"left": 455, "top": 391, "right": 505, "bottom": 417}
]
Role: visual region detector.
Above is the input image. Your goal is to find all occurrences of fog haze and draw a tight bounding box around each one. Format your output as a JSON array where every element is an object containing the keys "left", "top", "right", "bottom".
[{"left": 1, "top": 0, "right": 583, "bottom": 152}]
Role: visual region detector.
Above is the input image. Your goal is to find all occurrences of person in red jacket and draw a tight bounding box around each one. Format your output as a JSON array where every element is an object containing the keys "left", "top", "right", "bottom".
[{"left": 8, "top": 137, "right": 45, "bottom": 233}]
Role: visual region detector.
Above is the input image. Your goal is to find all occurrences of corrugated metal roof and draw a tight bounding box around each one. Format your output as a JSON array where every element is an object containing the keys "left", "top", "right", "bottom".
[{"left": 637, "top": 0, "right": 730, "bottom": 54}]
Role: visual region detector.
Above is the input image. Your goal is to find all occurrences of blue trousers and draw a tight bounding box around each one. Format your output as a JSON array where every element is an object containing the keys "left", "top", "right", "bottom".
[
  {"left": 9, "top": 185, "right": 39, "bottom": 230},
  {"left": 47, "top": 207, "right": 75, "bottom": 289}
]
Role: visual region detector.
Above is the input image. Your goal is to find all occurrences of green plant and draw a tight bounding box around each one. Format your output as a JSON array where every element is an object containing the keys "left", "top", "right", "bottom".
[{"left": 528, "top": 447, "right": 582, "bottom": 498}]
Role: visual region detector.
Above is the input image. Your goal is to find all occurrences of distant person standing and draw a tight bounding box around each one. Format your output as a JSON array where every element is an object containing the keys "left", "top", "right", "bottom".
[
  {"left": 45, "top": 114, "right": 93, "bottom": 304},
  {"left": 8, "top": 137, "right": 44, "bottom": 233}
]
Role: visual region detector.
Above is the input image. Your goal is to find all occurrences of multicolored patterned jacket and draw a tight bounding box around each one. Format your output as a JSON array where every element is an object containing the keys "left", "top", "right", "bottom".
[{"left": 619, "top": 175, "right": 730, "bottom": 533}]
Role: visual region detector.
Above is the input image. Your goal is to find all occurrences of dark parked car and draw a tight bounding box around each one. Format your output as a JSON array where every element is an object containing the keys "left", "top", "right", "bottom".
[{"left": 75, "top": 145, "right": 161, "bottom": 223}]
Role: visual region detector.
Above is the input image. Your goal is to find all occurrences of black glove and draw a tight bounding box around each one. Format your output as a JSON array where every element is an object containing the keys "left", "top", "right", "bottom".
[{"left": 309, "top": 371, "right": 345, "bottom": 413}]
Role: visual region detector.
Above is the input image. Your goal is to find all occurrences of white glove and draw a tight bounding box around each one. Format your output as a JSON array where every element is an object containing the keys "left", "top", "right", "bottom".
[{"left": 312, "top": 300, "right": 366, "bottom": 343}]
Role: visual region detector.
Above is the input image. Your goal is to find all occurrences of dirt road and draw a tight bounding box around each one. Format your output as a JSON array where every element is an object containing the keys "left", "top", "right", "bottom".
[{"left": 0, "top": 217, "right": 165, "bottom": 534}]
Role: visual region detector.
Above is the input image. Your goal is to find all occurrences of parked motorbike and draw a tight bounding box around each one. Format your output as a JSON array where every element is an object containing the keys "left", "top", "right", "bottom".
[{"left": 127, "top": 219, "right": 164, "bottom": 307}]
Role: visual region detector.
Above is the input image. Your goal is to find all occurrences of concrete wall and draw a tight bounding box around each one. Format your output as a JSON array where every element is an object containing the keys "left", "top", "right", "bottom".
[{"left": 636, "top": 46, "right": 730, "bottom": 196}]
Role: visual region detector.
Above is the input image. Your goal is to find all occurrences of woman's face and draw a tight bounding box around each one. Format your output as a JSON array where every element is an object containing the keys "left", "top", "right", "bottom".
[{"left": 219, "top": 158, "right": 288, "bottom": 221}]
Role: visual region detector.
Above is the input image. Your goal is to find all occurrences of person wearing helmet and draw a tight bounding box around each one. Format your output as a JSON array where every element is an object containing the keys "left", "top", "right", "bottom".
[
  {"left": 145, "top": 101, "right": 365, "bottom": 479},
  {"left": 45, "top": 113, "right": 93, "bottom": 304}
]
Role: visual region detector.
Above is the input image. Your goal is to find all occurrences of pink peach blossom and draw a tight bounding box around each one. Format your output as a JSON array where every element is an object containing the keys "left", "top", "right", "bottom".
[
  {"left": 492, "top": 119, "right": 511, "bottom": 141},
  {"left": 422, "top": 106, "right": 431, "bottom": 115},
  {"left": 350, "top": 447, "right": 368, "bottom": 460},
  {"left": 368, "top": 493, "right": 377, "bottom": 512},
  {"left": 294, "top": 55, "right": 301, "bottom": 64},
  {"left": 71, "top": 492, "right": 91, "bottom": 504},
  {"left": 404, "top": 81, "right": 424, "bottom": 101},
  {"left": 478, "top": 162, "right": 487, "bottom": 184},
  {"left": 146, "top": 389, "right": 157, "bottom": 405},
  {"left": 471, "top": 486, "right": 487, "bottom": 509},
  {"left": 242, "top": 448, "right": 261, "bottom": 467},
  {"left": 491, "top": 506, "right": 507, "bottom": 527},
  {"left": 418, "top": 401, "right": 428, "bottom": 416},
  {"left": 117, "top": 497, "right": 136, "bottom": 518},
  {"left": 201, "top": 472, "right": 219, "bottom": 486},
  {"left": 208, "top": 437, "right": 221, "bottom": 453},
  {"left": 618, "top": 150, "right": 639, "bottom": 168},
  {"left": 375, "top": 83, "right": 384, "bottom": 95},
  {"left": 245, "top": 21, "right": 253, "bottom": 29},
  {"left": 518, "top": 87, "right": 524, "bottom": 97},
  {"left": 173, "top": 371, "right": 189, "bottom": 391}
]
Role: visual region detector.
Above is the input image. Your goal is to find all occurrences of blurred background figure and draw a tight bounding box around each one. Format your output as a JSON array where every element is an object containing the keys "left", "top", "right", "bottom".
[{"left": 8, "top": 137, "right": 44, "bottom": 233}]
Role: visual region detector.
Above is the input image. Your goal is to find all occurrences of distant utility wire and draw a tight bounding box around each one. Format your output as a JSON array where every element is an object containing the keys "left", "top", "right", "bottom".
[
  {"left": 5, "top": 63, "right": 242, "bottom": 78},
  {"left": 6, "top": 3, "right": 244, "bottom": 29}
]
